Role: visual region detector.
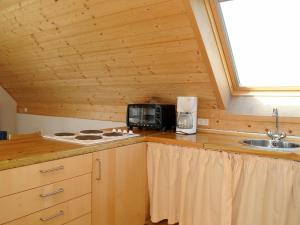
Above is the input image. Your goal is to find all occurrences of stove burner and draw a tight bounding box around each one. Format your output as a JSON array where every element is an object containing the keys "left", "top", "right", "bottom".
[
  {"left": 54, "top": 132, "right": 76, "bottom": 137},
  {"left": 103, "top": 132, "right": 123, "bottom": 137},
  {"left": 75, "top": 135, "right": 103, "bottom": 140},
  {"left": 80, "top": 130, "right": 103, "bottom": 134}
]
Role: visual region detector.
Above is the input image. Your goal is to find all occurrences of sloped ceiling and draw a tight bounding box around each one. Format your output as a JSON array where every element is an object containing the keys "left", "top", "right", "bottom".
[{"left": 0, "top": 0, "right": 223, "bottom": 121}]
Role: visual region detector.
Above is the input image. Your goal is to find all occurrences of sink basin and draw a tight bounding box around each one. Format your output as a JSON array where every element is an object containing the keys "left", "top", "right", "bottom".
[{"left": 240, "top": 139, "right": 300, "bottom": 152}]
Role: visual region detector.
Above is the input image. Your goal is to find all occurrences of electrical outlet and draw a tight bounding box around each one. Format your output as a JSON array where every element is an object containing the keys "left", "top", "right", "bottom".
[{"left": 198, "top": 118, "right": 209, "bottom": 126}]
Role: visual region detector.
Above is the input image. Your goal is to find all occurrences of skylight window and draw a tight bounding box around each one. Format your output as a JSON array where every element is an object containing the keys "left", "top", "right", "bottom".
[{"left": 214, "top": 0, "right": 300, "bottom": 90}]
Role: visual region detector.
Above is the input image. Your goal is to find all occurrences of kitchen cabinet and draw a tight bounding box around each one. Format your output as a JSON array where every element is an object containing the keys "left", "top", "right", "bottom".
[
  {"left": 92, "top": 143, "right": 148, "bottom": 225},
  {"left": 0, "top": 153, "right": 92, "bottom": 198},
  {"left": 4, "top": 194, "right": 91, "bottom": 225},
  {"left": 0, "top": 154, "right": 92, "bottom": 225},
  {"left": 65, "top": 214, "right": 91, "bottom": 225},
  {"left": 0, "top": 174, "right": 91, "bottom": 224}
]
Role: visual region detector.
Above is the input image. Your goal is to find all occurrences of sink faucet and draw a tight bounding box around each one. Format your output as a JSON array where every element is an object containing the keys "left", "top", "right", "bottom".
[
  {"left": 267, "top": 108, "right": 286, "bottom": 142},
  {"left": 273, "top": 108, "right": 279, "bottom": 134}
]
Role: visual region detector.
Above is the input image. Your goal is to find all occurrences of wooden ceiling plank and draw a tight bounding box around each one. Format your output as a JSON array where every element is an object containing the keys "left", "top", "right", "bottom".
[
  {"left": 0, "top": 0, "right": 220, "bottom": 121},
  {"left": 0, "top": 0, "right": 179, "bottom": 42}
]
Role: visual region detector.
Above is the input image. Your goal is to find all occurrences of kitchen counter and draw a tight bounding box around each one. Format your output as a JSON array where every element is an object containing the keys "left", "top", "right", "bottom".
[
  {"left": 1, "top": 129, "right": 300, "bottom": 171},
  {"left": 148, "top": 131, "right": 300, "bottom": 161},
  {"left": 0, "top": 133, "right": 145, "bottom": 171}
]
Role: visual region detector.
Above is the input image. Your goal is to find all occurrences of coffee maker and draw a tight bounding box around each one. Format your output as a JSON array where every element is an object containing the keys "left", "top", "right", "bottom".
[{"left": 176, "top": 96, "right": 197, "bottom": 134}]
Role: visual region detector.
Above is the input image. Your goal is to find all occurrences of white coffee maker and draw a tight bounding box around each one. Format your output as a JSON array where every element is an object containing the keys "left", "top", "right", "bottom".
[{"left": 176, "top": 96, "right": 197, "bottom": 134}]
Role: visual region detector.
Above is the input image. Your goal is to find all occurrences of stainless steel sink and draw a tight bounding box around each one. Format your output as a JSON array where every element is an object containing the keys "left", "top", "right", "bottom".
[{"left": 240, "top": 139, "right": 300, "bottom": 152}]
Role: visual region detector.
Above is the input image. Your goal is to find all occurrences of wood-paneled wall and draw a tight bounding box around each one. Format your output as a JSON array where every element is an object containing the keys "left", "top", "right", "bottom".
[
  {"left": 1, "top": 0, "right": 300, "bottom": 135},
  {"left": 0, "top": 0, "right": 219, "bottom": 120},
  {"left": 198, "top": 109, "right": 300, "bottom": 136}
]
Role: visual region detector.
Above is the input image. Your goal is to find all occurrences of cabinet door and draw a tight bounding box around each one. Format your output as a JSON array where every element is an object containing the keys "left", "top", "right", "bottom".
[{"left": 92, "top": 143, "right": 148, "bottom": 225}]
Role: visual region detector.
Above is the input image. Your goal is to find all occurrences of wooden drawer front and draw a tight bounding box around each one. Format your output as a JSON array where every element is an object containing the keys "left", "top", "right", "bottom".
[
  {"left": 0, "top": 173, "right": 91, "bottom": 224},
  {"left": 0, "top": 153, "right": 92, "bottom": 198},
  {"left": 4, "top": 194, "right": 91, "bottom": 225},
  {"left": 65, "top": 214, "right": 91, "bottom": 225}
]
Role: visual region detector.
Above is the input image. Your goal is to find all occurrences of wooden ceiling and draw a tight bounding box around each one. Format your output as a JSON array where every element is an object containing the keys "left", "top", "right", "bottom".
[{"left": 0, "top": 0, "right": 222, "bottom": 121}]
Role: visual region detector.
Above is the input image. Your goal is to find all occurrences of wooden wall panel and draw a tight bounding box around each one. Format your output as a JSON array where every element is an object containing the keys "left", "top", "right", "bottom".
[
  {"left": 198, "top": 109, "right": 300, "bottom": 136},
  {"left": 0, "top": 0, "right": 221, "bottom": 124},
  {"left": 1, "top": 0, "right": 299, "bottom": 135}
]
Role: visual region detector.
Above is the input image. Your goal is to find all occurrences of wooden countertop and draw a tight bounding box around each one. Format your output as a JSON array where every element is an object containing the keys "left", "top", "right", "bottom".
[
  {"left": 0, "top": 134, "right": 145, "bottom": 171},
  {"left": 1, "top": 129, "right": 300, "bottom": 171},
  {"left": 147, "top": 131, "right": 300, "bottom": 161}
]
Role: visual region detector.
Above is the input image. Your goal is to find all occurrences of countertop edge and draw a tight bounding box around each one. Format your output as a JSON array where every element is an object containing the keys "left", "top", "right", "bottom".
[
  {"left": 145, "top": 136, "right": 300, "bottom": 161},
  {"left": 1, "top": 131, "right": 300, "bottom": 171},
  {"left": 0, "top": 136, "right": 145, "bottom": 171}
]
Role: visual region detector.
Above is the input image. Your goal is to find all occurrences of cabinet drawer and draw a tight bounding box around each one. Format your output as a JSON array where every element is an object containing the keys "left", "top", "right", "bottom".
[
  {"left": 0, "top": 173, "right": 91, "bottom": 224},
  {"left": 4, "top": 194, "right": 91, "bottom": 225},
  {"left": 0, "top": 153, "right": 92, "bottom": 198},
  {"left": 65, "top": 214, "right": 91, "bottom": 225}
]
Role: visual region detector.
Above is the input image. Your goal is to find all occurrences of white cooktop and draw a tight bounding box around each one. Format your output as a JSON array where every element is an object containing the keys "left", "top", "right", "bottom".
[{"left": 43, "top": 130, "right": 139, "bottom": 146}]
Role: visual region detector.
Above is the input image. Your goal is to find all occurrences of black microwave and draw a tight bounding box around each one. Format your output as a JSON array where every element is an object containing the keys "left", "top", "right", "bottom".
[{"left": 127, "top": 104, "right": 176, "bottom": 131}]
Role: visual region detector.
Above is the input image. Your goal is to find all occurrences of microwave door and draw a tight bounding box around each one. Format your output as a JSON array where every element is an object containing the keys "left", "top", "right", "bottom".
[
  {"left": 143, "top": 107, "right": 156, "bottom": 124},
  {"left": 128, "top": 107, "right": 142, "bottom": 125}
]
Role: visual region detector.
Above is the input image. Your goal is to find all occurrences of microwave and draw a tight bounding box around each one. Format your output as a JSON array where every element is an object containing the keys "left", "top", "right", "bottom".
[{"left": 127, "top": 104, "right": 176, "bottom": 131}]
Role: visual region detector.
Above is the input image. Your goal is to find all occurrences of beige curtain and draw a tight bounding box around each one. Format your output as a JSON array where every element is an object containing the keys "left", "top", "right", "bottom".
[
  {"left": 147, "top": 142, "right": 300, "bottom": 225},
  {"left": 231, "top": 154, "right": 300, "bottom": 225}
]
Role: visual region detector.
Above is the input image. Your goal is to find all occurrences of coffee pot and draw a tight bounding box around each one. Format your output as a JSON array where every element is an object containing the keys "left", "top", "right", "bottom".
[{"left": 176, "top": 97, "right": 197, "bottom": 134}]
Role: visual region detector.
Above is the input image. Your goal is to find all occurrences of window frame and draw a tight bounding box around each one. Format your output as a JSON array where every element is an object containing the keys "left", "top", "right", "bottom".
[{"left": 204, "top": 0, "right": 300, "bottom": 94}]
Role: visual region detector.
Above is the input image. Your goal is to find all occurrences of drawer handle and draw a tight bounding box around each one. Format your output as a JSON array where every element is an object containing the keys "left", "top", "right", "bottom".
[
  {"left": 40, "top": 210, "right": 64, "bottom": 222},
  {"left": 40, "top": 165, "right": 64, "bottom": 173},
  {"left": 96, "top": 159, "right": 102, "bottom": 181},
  {"left": 40, "top": 188, "right": 64, "bottom": 198}
]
